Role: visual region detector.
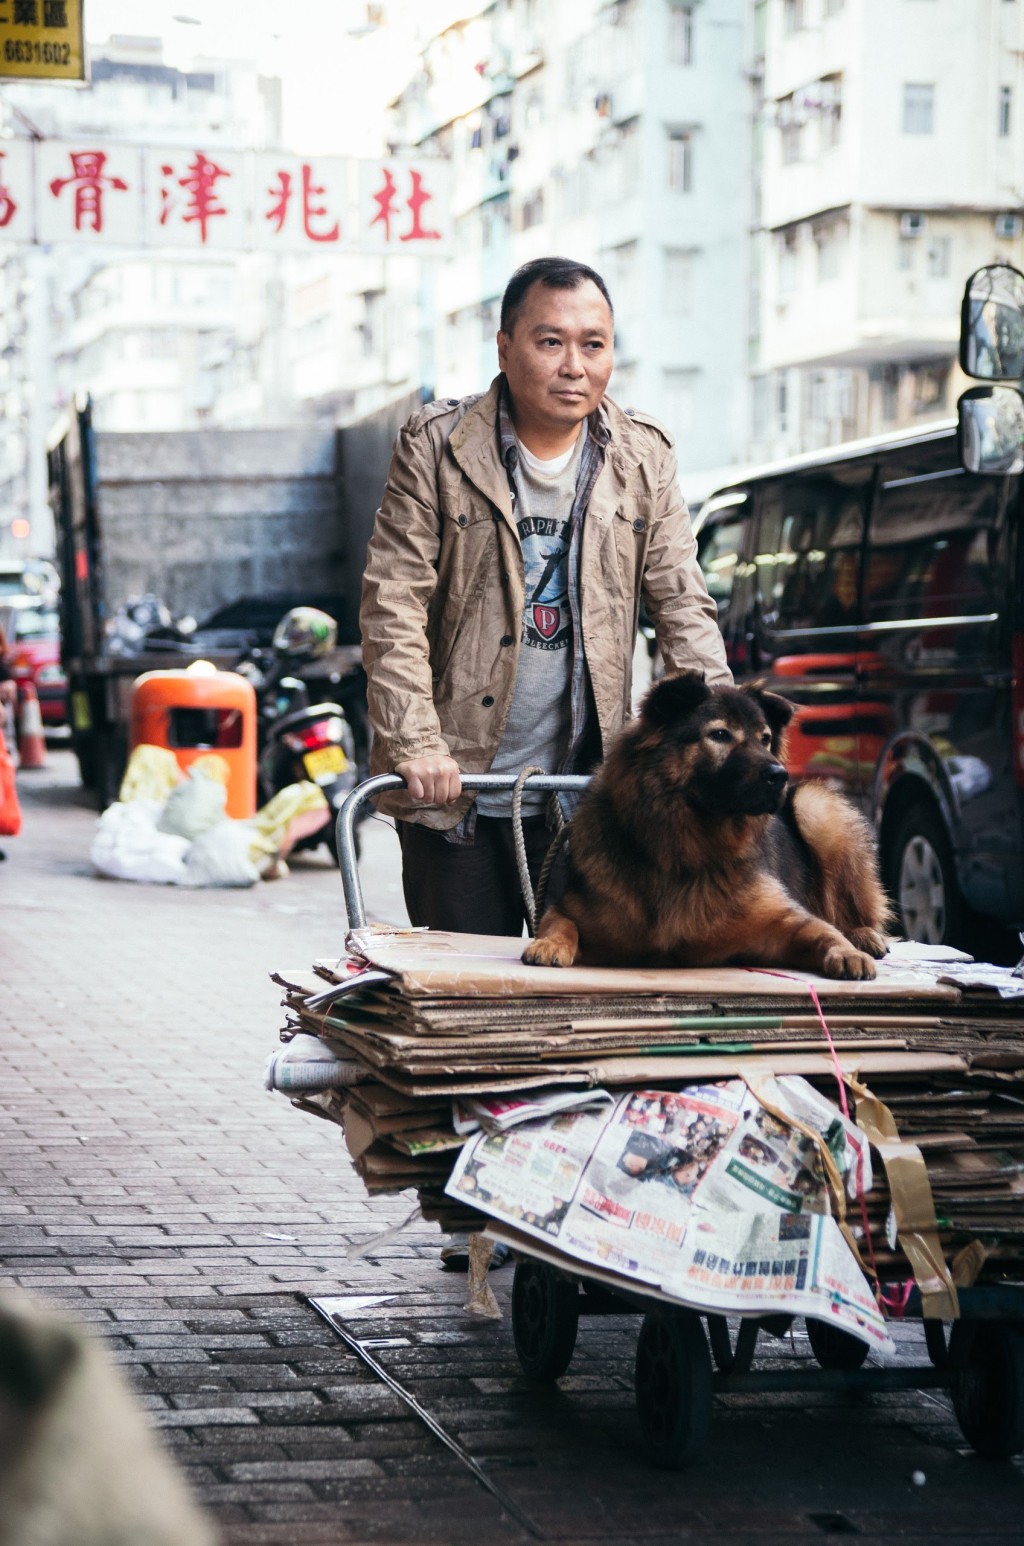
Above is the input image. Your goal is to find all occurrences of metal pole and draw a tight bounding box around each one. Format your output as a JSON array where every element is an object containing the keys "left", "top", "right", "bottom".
[{"left": 336, "top": 772, "right": 590, "bottom": 930}]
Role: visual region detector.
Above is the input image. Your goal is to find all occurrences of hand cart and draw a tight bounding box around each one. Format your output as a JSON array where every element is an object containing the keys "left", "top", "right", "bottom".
[{"left": 335, "top": 773, "right": 1024, "bottom": 1470}]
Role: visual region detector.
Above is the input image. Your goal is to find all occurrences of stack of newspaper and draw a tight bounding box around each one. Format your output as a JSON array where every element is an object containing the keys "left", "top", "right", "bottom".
[{"left": 269, "top": 927, "right": 1024, "bottom": 1312}]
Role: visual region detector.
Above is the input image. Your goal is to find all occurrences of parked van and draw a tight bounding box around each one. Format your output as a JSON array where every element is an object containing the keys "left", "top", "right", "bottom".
[{"left": 694, "top": 420, "right": 1023, "bottom": 955}]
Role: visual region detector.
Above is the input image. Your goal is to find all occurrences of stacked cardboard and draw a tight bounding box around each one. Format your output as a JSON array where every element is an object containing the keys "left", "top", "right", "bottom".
[{"left": 276, "top": 928, "right": 1024, "bottom": 1273}]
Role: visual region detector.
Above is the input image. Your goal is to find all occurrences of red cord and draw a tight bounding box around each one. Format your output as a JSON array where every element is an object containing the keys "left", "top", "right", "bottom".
[{"left": 748, "top": 969, "right": 897, "bottom": 1312}]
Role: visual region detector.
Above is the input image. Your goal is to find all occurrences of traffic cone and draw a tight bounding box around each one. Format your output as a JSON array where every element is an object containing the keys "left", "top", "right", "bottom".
[{"left": 17, "top": 683, "right": 47, "bottom": 770}]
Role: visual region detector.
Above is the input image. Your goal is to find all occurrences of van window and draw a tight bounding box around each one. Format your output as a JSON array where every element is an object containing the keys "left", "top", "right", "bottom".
[
  {"left": 865, "top": 471, "right": 1004, "bottom": 622},
  {"left": 697, "top": 510, "right": 747, "bottom": 621},
  {"left": 755, "top": 468, "right": 872, "bottom": 632}
]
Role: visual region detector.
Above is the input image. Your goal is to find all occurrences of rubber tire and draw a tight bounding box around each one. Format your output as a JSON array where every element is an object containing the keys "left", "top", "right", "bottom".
[
  {"left": 885, "top": 801, "right": 965, "bottom": 950},
  {"left": 949, "top": 1321, "right": 1024, "bottom": 1459},
  {"left": 806, "top": 1316, "right": 870, "bottom": 1371},
  {"left": 634, "top": 1310, "right": 713, "bottom": 1469},
  {"left": 511, "top": 1261, "right": 579, "bottom": 1381}
]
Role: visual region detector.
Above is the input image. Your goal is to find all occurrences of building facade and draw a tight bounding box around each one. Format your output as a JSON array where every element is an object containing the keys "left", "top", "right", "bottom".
[
  {"left": 384, "top": 0, "right": 752, "bottom": 482},
  {"left": 749, "top": 0, "right": 1024, "bottom": 460}
]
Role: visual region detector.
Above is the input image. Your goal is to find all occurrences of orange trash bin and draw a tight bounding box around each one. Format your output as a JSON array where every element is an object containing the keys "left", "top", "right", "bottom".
[{"left": 129, "top": 661, "right": 257, "bottom": 818}]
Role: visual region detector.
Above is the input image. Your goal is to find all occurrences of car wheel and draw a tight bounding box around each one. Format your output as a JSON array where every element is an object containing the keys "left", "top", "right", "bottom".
[{"left": 885, "top": 802, "right": 964, "bottom": 948}]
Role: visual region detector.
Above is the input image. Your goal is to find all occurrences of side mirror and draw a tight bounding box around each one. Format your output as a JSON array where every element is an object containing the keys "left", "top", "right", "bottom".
[
  {"left": 960, "top": 263, "right": 1024, "bottom": 381},
  {"left": 957, "top": 385, "right": 1024, "bottom": 475}
]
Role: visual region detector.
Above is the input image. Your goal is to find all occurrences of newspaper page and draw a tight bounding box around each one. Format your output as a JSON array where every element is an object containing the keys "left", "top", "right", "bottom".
[{"left": 446, "top": 1076, "right": 891, "bottom": 1350}]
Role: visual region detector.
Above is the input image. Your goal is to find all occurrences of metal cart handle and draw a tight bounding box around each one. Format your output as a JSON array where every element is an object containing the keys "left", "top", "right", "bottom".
[{"left": 336, "top": 772, "right": 590, "bottom": 930}]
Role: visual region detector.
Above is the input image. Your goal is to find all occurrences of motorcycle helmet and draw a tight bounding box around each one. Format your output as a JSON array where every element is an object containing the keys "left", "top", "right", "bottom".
[{"left": 271, "top": 606, "right": 337, "bottom": 659}]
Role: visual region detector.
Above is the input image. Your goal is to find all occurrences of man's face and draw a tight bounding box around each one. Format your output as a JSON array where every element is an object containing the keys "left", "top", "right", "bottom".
[{"left": 497, "top": 279, "right": 614, "bottom": 447}]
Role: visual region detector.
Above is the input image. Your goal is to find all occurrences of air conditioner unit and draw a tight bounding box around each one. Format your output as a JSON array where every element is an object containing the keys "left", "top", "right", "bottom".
[
  {"left": 899, "top": 212, "right": 928, "bottom": 238},
  {"left": 995, "top": 212, "right": 1023, "bottom": 239}
]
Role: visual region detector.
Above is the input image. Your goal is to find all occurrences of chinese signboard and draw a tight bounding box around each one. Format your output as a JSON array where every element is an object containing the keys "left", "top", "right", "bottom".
[
  {"left": 0, "top": 0, "right": 85, "bottom": 83},
  {"left": 0, "top": 140, "right": 452, "bottom": 253}
]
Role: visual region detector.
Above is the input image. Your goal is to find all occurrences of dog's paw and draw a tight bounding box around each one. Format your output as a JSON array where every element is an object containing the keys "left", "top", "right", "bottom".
[
  {"left": 822, "top": 944, "right": 877, "bottom": 981},
  {"left": 847, "top": 926, "right": 889, "bottom": 959},
  {"left": 522, "top": 937, "right": 576, "bottom": 968}
]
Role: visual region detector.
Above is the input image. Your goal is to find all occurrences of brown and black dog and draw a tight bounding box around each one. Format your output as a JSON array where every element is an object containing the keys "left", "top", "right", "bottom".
[{"left": 523, "top": 672, "right": 891, "bottom": 979}]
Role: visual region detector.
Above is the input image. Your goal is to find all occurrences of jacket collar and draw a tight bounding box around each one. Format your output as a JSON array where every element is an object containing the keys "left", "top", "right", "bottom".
[{"left": 448, "top": 375, "right": 644, "bottom": 512}]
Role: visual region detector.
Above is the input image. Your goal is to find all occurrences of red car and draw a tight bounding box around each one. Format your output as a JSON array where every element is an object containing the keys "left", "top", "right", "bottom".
[{"left": 0, "top": 597, "right": 68, "bottom": 728}]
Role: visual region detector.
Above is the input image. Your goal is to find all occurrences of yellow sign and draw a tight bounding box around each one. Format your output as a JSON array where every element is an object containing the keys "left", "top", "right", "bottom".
[{"left": 0, "top": 0, "right": 85, "bottom": 83}]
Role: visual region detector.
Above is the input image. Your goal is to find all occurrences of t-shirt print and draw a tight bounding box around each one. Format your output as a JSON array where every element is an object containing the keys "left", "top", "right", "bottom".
[{"left": 519, "top": 513, "right": 571, "bottom": 652}]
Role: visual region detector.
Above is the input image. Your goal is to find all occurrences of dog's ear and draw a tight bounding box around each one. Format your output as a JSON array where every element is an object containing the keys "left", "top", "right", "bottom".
[
  {"left": 641, "top": 671, "right": 709, "bottom": 727},
  {"left": 746, "top": 683, "right": 796, "bottom": 740}
]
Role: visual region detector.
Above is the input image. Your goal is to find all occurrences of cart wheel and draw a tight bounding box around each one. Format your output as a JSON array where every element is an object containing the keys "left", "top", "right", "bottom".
[
  {"left": 511, "top": 1260, "right": 579, "bottom": 1380},
  {"left": 634, "top": 1310, "right": 713, "bottom": 1469},
  {"left": 949, "top": 1321, "right": 1024, "bottom": 1458},
  {"left": 806, "top": 1317, "right": 870, "bottom": 1371}
]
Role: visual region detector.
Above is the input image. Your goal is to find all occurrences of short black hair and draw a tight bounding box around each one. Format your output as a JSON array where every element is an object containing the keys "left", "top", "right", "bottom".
[{"left": 499, "top": 256, "right": 614, "bottom": 334}]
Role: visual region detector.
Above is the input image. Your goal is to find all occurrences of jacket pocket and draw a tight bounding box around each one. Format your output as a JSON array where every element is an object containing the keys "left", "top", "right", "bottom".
[
  {"left": 437, "top": 501, "right": 499, "bottom": 603},
  {"left": 610, "top": 499, "right": 654, "bottom": 597}
]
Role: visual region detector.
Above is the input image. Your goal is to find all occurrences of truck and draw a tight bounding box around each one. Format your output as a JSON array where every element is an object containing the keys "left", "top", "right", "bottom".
[{"left": 48, "top": 391, "right": 418, "bottom": 807}]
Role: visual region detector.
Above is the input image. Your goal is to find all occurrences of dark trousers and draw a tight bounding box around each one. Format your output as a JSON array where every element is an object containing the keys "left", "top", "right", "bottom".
[{"left": 397, "top": 815, "right": 552, "bottom": 936}]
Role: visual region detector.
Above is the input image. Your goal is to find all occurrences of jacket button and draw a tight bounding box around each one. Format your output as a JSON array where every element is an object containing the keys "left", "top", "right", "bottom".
[
  {"left": 632, "top": 517, "right": 646, "bottom": 532},
  {"left": 457, "top": 513, "right": 468, "bottom": 527},
  {"left": 447, "top": 398, "right": 458, "bottom": 406},
  {"left": 482, "top": 695, "right": 495, "bottom": 707},
  {"left": 500, "top": 635, "right": 514, "bottom": 647}
]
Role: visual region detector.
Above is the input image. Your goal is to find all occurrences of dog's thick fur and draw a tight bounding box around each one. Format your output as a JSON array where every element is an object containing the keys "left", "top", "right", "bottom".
[{"left": 523, "top": 672, "right": 891, "bottom": 979}]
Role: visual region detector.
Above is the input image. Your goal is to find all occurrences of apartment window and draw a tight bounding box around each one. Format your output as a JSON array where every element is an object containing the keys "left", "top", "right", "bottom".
[
  {"left": 898, "top": 235, "right": 916, "bottom": 271},
  {"left": 669, "top": 3, "right": 694, "bottom": 66},
  {"left": 824, "top": 0, "right": 844, "bottom": 13},
  {"left": 775, "top": 371, "right": 789, "bottom": 434},
  {"left": 778, "top": 96, "right": 802, "bottom": 164},
  {"left": 881, "top": 365, "right": 900, "bottom": 423},
  {"left": 815, "top": 220, "right": 843, "bottom": 281},
  {"left": 999, "top": 85, "right": 1012, "bottom": 137},
  {"left": 927, "top": 236, "right": 951, "bottom": 278},
  {"left": 820, "top": 74, "right": 842, "bottom": 150},
  {"left": 610, "top": 240, "right": 640, "bottom": 312},
  {"left": 518, "top": 188, "right": 545, "bottom": 229},
  {"left": 663, "top": 368, "right": 698, "bottom": 437},
  {"left": 479, "top": 298, "right": 500, "bottom": 343},
  {"left": 612, "top": 118, "right": 641, "bottom": 202},
  {"left": 664, "top": 247, "right": 697, "bottom": 313},
  {"left": 778, "top": 229, "right": 799, "bottom": 294},
  {"left": 903, "top": 83, "right": 934, "bottom": 134},
  {"left": 667, "top": 128, "right": 694, "bottom": 191},
  {"left": 913, "top": 364, "right": 948, "bottom": 414},
  {"left": 783, "top": 0, "right": 805, "bottom": 32}
]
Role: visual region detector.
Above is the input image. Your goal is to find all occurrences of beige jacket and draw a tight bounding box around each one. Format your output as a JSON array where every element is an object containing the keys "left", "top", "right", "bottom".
[{"left": 360, "top": 377, "right": 731, "bottom": 827}]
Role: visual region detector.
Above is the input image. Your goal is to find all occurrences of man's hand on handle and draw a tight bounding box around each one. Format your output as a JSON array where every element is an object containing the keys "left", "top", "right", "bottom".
[{"left": 395, "top": 754, "right": 463, "bottom": 805}]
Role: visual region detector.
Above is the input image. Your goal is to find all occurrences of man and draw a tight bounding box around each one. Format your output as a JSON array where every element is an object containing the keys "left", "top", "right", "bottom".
[{"left": 360, "top": 255, "right": 731, "bottom": 936}]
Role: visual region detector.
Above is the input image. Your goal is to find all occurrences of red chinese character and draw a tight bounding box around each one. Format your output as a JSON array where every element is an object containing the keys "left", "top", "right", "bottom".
[
  {"left": 179, "top": 152, "right": 229, "bottom": 243},
  {"left": 265, "top": 164, "right": 339, "bottom": 243},
  {"left": 49, "top": 150, "right": 128, "bottom": 234},
  {"left": 0, "top": 154, "right": 17, "bottom": 229},
  {"left": 369, "top": 167, "right": 399, "bottom": 242},
  {"left": 401, "top": 170, "right": 441, "bottom": 243},
  {"left": 160, "top": 153, "right": 229, "bottom": 244}
]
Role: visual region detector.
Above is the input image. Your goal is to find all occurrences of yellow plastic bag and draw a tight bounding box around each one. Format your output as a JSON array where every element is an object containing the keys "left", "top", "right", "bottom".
[
  {"left": 118, "top": 744, "right": 181, "bottom": 805},
  {"left": 248, "top": 781, "right": 329, "bottom": 866}
]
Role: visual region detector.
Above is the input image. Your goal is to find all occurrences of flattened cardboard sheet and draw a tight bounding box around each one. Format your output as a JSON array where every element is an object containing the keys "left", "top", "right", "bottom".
[{"left": 347, "top": 929, "right": 961, "bottom": 1003}]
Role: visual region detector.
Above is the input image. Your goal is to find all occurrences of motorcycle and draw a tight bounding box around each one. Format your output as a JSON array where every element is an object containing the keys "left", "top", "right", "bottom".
[{"left": 236, "top": 607, "right": 366, "bottom": 860}]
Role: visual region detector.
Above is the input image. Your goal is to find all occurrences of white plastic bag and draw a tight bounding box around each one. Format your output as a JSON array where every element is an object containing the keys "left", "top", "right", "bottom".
[
  {"left": 90, "top": 800, "right": 190, "bottom": 884},
  {"left": 158, "top": 765, "right": 227, "bottom": 839},
  {"left": 183, "top": 821, "right": 260, "bottom": 889}
]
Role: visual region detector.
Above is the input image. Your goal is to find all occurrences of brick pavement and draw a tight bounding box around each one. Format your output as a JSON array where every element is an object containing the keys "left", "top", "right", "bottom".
[{"left": 2, "top": 751, "right": 1023, "bottom": 1545}]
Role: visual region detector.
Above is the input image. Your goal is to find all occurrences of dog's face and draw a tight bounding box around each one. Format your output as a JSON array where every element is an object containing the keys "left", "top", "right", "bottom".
[{"left": 637, "top": 672, "right": 794, "bottom": 817}]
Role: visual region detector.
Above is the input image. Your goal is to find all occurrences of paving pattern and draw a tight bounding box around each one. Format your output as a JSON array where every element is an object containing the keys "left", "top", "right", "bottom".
[{"left": 2, "top": 752, "right": 1022, "bottom": 1544}]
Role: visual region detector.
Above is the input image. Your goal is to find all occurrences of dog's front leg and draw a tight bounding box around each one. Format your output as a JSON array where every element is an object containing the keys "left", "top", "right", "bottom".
[
  {"left": 522, "top": 907, "right": 580, "bottom": 968},
  {"left": 745, "top": 882, "right": 878, "bottom": 980}
]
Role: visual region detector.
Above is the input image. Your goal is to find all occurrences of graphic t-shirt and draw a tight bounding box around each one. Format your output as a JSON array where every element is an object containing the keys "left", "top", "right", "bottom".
[{"left": 475, "top": 429, "right": 583, "bottom": 816}]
